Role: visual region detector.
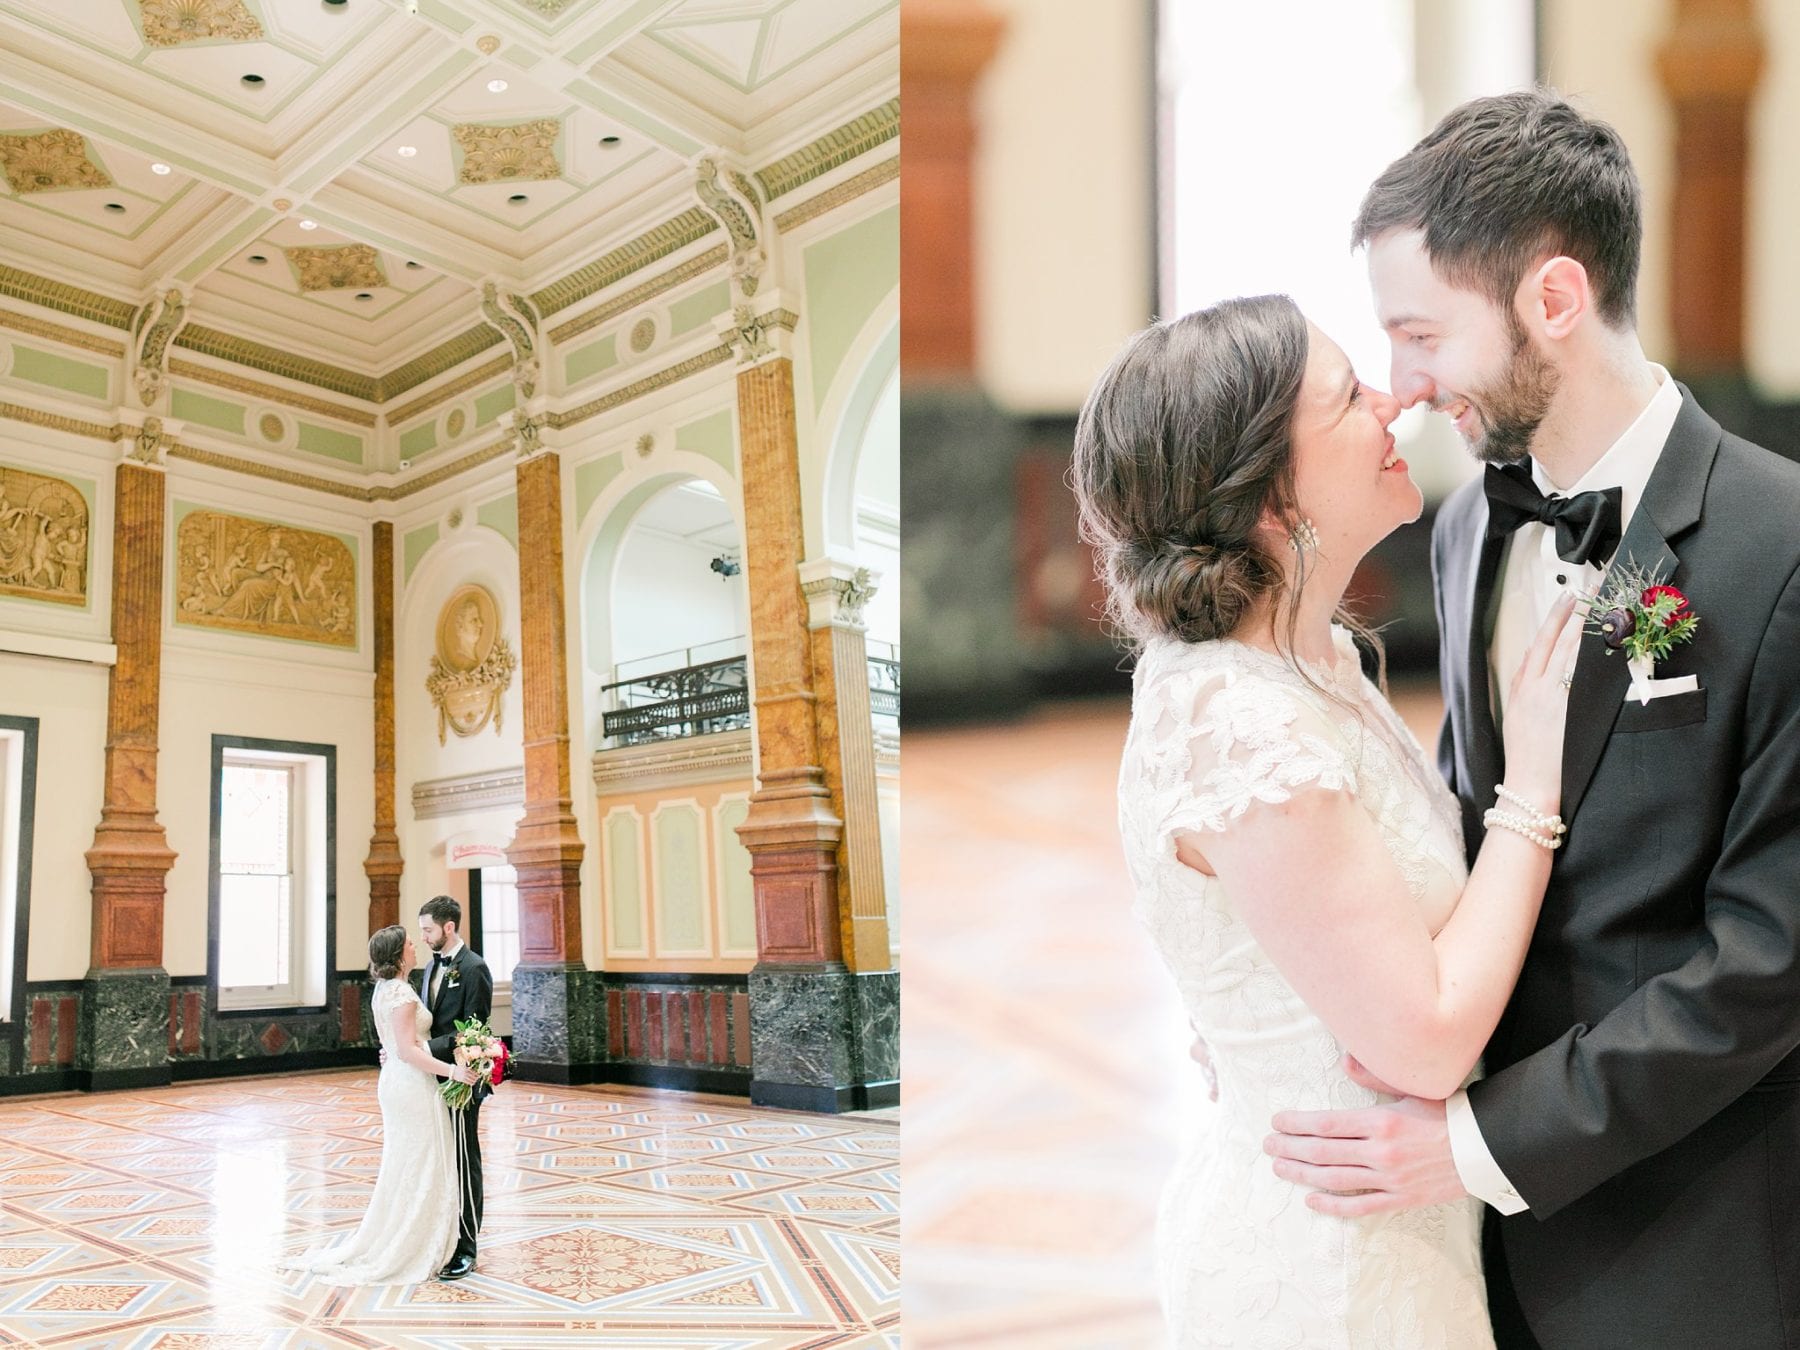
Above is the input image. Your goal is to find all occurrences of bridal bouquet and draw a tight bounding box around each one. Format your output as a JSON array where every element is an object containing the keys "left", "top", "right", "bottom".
[{"left": 440, "top": 1017, "right": 507, "bottom": 1111}]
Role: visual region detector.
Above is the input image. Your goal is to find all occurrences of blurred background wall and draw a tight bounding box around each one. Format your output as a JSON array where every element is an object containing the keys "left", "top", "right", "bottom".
[{"left": 903, "top": 0, "right": 1800, "bottom": 721}]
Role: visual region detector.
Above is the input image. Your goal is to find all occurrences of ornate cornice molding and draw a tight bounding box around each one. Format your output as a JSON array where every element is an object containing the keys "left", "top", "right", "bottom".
[
  {"left": 386, "top": 355, "right": 511, "bottom": 427},
  {"left": 368, "top": 439, "right": 513, "bottom": 502},
  {"left": 411, "top": 766, "right": 526, "bottom": 820},
  {"left": 175, "top": 324, "right": 379, "bottom": 401},
  {"left": 529, "top": 208, "right": 719, "bottom": 318},
  {"left": 0, "top": 307, "right": 126, "bottom": 358},
  {"left": 165, "top": 443, "right": 368, "bottom": 501},
  {"left": 592, "top": 729, "right": 753, "bottom": 794},
  {"left": 755, "top": 98, "right": 899, "bottom": 202},
  {"left": 0, "top": 400, "right": 118, "bottom": 440},
  {"left": 547, "top": 244, "right": 729, "bottom": 345},
  {"left": 551, "top": 344, "right": 734, "bottom": 428},
  {"left": 0, "top": 263, "right": 136, "bottom": 330},
  {"left": 380, "top": 323, "right": 504, "bottom": 401},
  {"left": 167, "top": 358, "right": 378, "bottom": 427},
  {"left": 775, "top": 154, "right": 898, "bottom": 233}
]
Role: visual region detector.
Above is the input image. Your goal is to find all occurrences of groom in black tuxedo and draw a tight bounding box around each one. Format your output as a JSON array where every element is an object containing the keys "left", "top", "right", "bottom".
[
  {"left": 417, "top": 895, "right": 493, "bottom": 1281},
  {"left": 1266, "top": 90, "right": 1800, "bottom": 1347}
]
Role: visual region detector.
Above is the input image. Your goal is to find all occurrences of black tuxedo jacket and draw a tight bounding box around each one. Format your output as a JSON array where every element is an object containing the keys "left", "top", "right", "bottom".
[
  {"left": 1431, "top": 389, "right": 1800, "bottom": 1348},
  {"left": 414, "top": 944, "right": 494, "bottom": 1066}
]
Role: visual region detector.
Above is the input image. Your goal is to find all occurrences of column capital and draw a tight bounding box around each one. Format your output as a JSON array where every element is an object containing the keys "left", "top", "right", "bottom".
[
  {"left": 798, "top": 556, "right": 879, "bottom": 632},
  {"left": 716, "top": 288, "right": 800, "bottom": 367},
  {"left": 113, "top": 413, "right": 183, "bottom": 468}
]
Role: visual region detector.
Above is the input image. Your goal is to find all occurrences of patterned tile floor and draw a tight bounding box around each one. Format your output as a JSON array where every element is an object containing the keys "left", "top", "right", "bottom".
[
  {"left": 904, "top": 685, "right": 1443, "bottom": 1349},
  {"left": 0, "top": 1074, "right": 899, "bottom": 1348}
]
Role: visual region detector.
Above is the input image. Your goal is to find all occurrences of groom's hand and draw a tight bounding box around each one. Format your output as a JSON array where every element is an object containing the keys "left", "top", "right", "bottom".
[{"left": 1265, "top": 1094, "right": 1466, "bottom": 1217}]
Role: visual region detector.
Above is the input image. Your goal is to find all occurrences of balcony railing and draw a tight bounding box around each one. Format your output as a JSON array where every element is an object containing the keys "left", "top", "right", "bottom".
[{"left": 602, "top": 637, "right": 900, "bottom": 745}]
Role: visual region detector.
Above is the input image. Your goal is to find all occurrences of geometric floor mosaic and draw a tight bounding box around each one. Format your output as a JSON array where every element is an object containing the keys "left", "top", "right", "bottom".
[
  {"left": 0, "top": 1073, "right": 899, "bottom": 1348},
  {"left": 903, "top": 686, "right": 1442, "bottom": 1348}
]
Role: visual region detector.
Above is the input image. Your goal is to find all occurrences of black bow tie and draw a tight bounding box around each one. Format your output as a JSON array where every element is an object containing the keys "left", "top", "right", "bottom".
[{"left": 1483, "top": 463, "right": 1623, "bottom": 566}]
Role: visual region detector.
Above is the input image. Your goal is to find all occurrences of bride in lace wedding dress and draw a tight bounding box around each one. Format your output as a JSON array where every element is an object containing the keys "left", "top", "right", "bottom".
[
  {"left": 1071, "top": 297, "right": 1582, "bottom": 1348},
  {"left": 282, "top": 926, "right": 479, "bottom": 1286}
]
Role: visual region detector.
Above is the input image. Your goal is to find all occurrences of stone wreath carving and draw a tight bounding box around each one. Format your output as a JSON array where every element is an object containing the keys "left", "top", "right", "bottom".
[{"left": 426, "top": 583, "right": 517, "bottom": 744}]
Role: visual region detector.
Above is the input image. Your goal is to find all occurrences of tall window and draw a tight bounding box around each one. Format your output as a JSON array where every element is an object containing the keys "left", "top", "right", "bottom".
[
  {"left": 0, "top": 715, "right": 37, "bottom": 1028},
  {"left": 471, "top": 864, "right": 521, "bottom": 989},
  {"left": 211, "top": 738, "right": 333, "bottom": 1012}
]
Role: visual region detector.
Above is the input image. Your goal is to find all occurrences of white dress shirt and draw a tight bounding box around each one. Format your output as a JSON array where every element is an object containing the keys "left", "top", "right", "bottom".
[
  {"left": 429, "top": 939, "right": 464, "bottom": 1006},
  {"left": 1447, "top": 365, "right": 1683, "bottom": 1214}
]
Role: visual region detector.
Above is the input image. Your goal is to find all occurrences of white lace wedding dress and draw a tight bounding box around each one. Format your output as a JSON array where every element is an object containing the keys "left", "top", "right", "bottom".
[
  {"left": 1119, "top": 627, "right": 1492, "bottom": 1349},
  {"left": 281, "top": 978, "right": 458, "bottom": 1286}
]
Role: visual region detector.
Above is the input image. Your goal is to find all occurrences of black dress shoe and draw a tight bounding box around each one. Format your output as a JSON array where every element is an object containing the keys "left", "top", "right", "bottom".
[{"left": 437, "top": 1253, "right": 475, "bottom": 1281}]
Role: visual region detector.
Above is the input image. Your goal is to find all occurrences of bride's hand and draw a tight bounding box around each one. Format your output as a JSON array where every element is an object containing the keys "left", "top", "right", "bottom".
[
  {"left": 1500, "top": 591, "right": 1584, "bottom": 816},
  {"left": 448, "top": 1063, "right": 479, "bottom": 1085}
]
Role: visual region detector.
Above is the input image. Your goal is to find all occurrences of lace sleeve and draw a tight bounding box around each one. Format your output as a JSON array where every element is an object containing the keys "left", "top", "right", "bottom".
[
  {"left": 371, "top": 981, "right": 415, "bottom": 1055},
  {"left": 1151, "top": 667, "right": 1358, "bottom": 844}
]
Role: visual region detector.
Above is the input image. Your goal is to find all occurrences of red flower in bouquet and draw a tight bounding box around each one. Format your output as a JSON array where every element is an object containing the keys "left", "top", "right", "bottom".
[
  {"left": 490, "top": 1038, "right": 509, "bottom": 1086},
  {"left": 1641, "top": 584, "right": 1691, "bottom": 626}
]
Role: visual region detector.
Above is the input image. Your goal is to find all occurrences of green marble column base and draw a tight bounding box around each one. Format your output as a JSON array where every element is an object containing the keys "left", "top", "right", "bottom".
[
  {"left": 749, "top": 967, "right": 899, "bottom": 1113},
  {"left": 80, "top": 967, "right": 172, "bottom": 1091},
  {"left": 509, "top": 962, "right": 604, "bottom": 1085}
]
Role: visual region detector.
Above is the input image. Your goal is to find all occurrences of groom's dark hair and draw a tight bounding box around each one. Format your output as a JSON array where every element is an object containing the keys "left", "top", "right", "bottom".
[
  {"left": 419, "top": 895, "right": 461, "bottom": 929},
  {"left": 1351, "top": 87, "right": 1641, "bottom": 328}
]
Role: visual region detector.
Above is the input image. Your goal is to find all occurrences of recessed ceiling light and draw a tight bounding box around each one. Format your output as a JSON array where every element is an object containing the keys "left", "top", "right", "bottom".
[
  {"left": 397, "top": 145, "right": 418, "bottom": 157},
  {"left": 299, "top": 219, "right": 318, "bottom": 230},
  {"left": 241, "top": 73, "right": 265, "bottom": 87},
  {"left": 405, "top": 260, "right": 423, "bottom": 270},
  {"left": 599, "top": 135, "right": 621, "bottom": 148},
  {"left": 248, "top": 254, "right": 268, "bottom": 264},
  {"left": 104, "top": 202, "right": 126, "bottom": 213},
  {"left": 486, "top": 79, "right": 508, "bottom": 93},
  {"left": 354, "top": 292, "right": 373, "bottom": 301},
  {"left": 507, "top": 193, "right": 528, "bottom": 205},
  {"left": 323, "top": 0, "right": 349, "bottom": 7},
  {"left": 151, "top": 161, "right": 172, "bottom": 175}
]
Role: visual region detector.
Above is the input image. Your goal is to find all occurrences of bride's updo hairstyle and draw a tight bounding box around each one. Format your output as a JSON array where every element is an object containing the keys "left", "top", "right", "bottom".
[
  {"left": 368, "top": 924, "right": 406, "bottom": 981},
  {"left": 1071, "top": 293, "right": 1384, "bottom": 688},
  {"left": 1072, "top": 294, "right": 1308, "bottom": 647}
]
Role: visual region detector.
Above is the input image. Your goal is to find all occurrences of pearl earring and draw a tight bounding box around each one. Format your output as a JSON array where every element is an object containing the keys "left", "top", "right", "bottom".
[{"left": 1290, "top": 518, "right": 1320, "bottom": 553}]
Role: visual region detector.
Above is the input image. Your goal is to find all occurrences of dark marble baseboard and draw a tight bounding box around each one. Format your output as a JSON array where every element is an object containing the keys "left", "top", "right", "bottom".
[
  {"left": 170, "top": 1047, "right": 373, "bottom": 1081},
  {"left": 750, "top": 1077, "right": 896, "bottom": 1113}
]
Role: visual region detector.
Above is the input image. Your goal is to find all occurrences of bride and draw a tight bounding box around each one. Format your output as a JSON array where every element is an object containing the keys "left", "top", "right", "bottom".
[
  {"left": 1071, "top": 295, "right": 1581, "bottom": 1347},
  {"left": 283, "top": 925, "right": 479, "bottom": 1286}
]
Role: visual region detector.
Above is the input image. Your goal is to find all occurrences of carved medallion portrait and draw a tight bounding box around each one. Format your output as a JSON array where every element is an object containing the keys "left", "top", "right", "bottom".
[
  {"left": 174, "top": 510, "right": 357, "bottom": 648},
  {"left": 0, "top": 464, "right": 89, "bottom": 607},
  {"left": 426, "top": 584, "right": 517, "bottom": 744}
]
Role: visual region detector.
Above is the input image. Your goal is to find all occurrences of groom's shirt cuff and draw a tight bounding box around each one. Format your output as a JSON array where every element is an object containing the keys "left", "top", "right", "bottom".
[{"left": 1446, "top": 1089, "right": 1528, "bottom": 1214}]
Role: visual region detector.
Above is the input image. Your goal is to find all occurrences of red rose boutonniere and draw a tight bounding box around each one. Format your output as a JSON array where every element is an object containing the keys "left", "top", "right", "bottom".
[{"left": 1584, "top": 557, "right": 1700, "bottom": 704}]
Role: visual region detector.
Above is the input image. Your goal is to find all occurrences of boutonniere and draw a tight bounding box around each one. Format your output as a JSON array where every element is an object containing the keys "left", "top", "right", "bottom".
[
  {"left": 443, "top": 965, "right": 462, "bottom": 989},
  {"left": 1584, "top": 556, "right": 1700, "bottom": 705}
]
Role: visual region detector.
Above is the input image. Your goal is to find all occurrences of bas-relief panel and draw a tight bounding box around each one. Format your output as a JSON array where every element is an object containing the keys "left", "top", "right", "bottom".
[
  {"left": 0, "top": 129, "right": 111, "bottom": 195},
  {"left": 453, "top": 120, "right": 562, "bottom": 185},
  {"left": 0, "top": 463, "right": 88, "bottom": 606},
  {"left": 135, "top": 0, "right": 264, "bottom": 48},
  {"left": 174, "top": 509, "right": 356, "bottom": 648},
  {"left": 424, "top": 583, "right": 516, "bottom": 744}
]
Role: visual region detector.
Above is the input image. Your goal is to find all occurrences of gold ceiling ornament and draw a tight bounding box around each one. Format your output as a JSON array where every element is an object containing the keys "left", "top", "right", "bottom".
[
  {"left": 137, "top": 0, "right": 265, "bottom": 48},
  {"left": 629, "top": 317, "right": 656, "bottom": 353},
  {"left": 259, "top": 412, "right": 284, "bottom": 442},
  {"left": 476, "top": 34, "right": 502, "bottom": 54},
  {"left": 0, "top": 463, "right": 89, "bottom": 608},
  {"left": 271, "top": 197, "right": 292, "bottom": 211},
  {"left": 285, "top": 243, "right": 387, "bottom": 293},
  {"left": 0, "top": 129, "right": 112, "bottom": 195},
  {"left": 518, "top": 0, "right": 578, "bottom": 14},
  {"left": 445, "top": 407, "right": 466, "bottom": 438},
  {"left": 694, "top": 157, "right": 765, "bottom": 300},
  {"left": 426, "top": 583, "right": 516, "bottom": 744},
  {"left": 453, "top": 119, "right": 562, "bottom": 185},
  {"left": 176, "top": 510, "right": 357, "bottom": 648}
]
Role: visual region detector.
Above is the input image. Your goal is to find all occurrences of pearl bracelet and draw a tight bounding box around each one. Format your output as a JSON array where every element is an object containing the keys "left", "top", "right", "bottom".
[
  {"left": 1493, "top": 784, "right": 1567, "bottom": 839},
  {"left": 1483, "top": 810, "right": 1569, "bottom": 849}
]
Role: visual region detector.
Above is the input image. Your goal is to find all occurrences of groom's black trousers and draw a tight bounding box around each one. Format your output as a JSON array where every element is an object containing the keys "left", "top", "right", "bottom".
[{"left": 453, "top": 1094, "right": 484, "bottom": 1258}]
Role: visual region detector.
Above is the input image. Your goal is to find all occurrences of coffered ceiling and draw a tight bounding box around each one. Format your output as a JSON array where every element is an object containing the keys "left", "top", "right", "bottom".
[{"left": 0, "top": 0, "right": 897, "bottom": 372}]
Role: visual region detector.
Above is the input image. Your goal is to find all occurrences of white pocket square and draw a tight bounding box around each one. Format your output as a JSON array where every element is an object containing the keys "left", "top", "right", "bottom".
[{"left": 1624, "top": 673, "right": 1698, "bottom": 704}]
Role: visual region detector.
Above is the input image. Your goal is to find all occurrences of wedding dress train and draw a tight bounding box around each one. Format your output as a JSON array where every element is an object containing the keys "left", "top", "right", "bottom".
[
  {"left": 1119, "top": 627, "right": 1493, "bottom": 1349},
  {"left": 281, "top": 978, "right": 458, "bottom": 1286}
]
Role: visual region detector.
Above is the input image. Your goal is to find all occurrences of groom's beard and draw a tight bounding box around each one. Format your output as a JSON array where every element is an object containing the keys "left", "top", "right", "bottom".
[{"left": 1451, "top": 319, "right": 1561, "bottom": 466}]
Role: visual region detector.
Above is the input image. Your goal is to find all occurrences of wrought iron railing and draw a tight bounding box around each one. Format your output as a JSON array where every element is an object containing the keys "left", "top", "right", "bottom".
[
  {"left": 601, "top": 654, "right": 750, "bottom": 746},
  {"left": 602, "top": 638, "right": 898, "bottom": 745},
  {"left": 868, "top": 640, "right": 900, "bottom": 722}
]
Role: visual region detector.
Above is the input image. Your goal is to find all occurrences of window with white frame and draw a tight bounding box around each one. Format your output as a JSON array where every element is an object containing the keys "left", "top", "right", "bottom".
[
  {"left": 475, "top": 864, "right": 521, "bottom": 989},
  {"left": 0, "top": 715, "right": 35, "bottom": 1026},
  {"left": 213, "top": 739, "right": 331, "bottom": 1012}
]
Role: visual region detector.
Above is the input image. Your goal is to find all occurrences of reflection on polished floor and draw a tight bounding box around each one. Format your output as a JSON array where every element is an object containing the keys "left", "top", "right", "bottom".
[
  {"left": 905, "top": 684, "right": 1444, "bottom": 1349},
  {"left": 0, "top": 1073, "right": 898, "bottom": 1348}
]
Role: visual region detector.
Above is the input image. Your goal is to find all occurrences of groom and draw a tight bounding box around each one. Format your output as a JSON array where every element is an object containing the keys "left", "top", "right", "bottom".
[
  {"left": 417, "top": 895, "right": 493, "bottom": 1281},
  {"left": 1265, "top": 90, "right": 1800, "bottom": 1347}
]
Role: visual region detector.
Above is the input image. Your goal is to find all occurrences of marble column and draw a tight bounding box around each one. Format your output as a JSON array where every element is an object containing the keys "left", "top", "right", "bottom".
[
  {"left": 83, "top": 430, "right": 178, "bottom": 1088},
  {"left": 363, "top": 520, "right": 403, "bottom": 937},
  {"left": 735, "top": 357, "right": 898, "bottom": 1112},
  {"left": 505, "top": 431, "right": 601, "bottom": 1082},
  {"left": 1657, "top": 0, "right": 1763, "bottom": 377}
]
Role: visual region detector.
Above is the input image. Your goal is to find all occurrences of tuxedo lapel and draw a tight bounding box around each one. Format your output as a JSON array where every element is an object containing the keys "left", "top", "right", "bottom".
[
  {"left": 1461, "top": 505, "right": 1508, "bottom": 812},
  {"left": 1559, "top": 388, "right": 1719, "bottom": 825}
]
